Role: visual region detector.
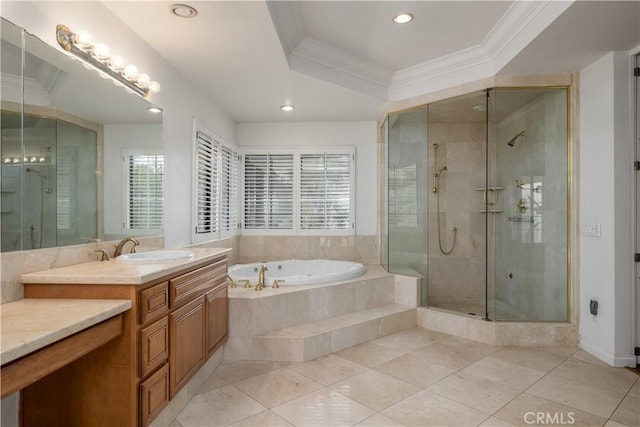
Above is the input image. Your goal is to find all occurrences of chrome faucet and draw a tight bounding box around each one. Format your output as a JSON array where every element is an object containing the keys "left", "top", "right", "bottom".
[
  {"left": 255, "top": 264, "right": 268, "bottom": 291},
  {"left": 113, "top": 237, "right": 140, "bottom": 257}
]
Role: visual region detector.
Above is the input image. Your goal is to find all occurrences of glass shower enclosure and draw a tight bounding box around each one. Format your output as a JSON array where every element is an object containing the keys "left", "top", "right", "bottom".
[{"left": 383, "top": 87, "right": 569, "bottom": 322}]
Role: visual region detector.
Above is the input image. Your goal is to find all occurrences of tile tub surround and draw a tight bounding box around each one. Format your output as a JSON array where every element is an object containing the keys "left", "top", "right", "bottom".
[
  {"left": 0, "top": 235, "right": 164, "bottom": 304},
  {"left": 225, "top": 266, "right": 420, "bottom": 361},
  {"left": 238, "top": 235, "right": 380, "bottom": 265},
  {"left": 0, "top": 298, "right": 131, "bottom": 364},
  {"left": 158, "top": 328, "right": 638, "bottom": 427},
  {"left": 417, "top": 306, "right": 578, "bottom": 347}
]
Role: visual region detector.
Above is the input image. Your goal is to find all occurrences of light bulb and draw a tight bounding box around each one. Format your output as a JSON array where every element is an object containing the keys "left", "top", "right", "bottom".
[
  {"left": 30, "top": 157, "right": 37, "bottom": 163},
  {"left": 137, "top": 73, "right": 150, "bottom": 87},
  {"left": 14, "top": 158, "right": 21, "bottom": 163},
  {"left": 123, "top": 64, "right": 139, "bottom": 80},
  {"left": 93, "top": 43, "right": 110, "bottom": 60},
  {"left": 3, "top": 158, "right": 11, "bottom": 164},
  {"left": 148, "top": 81, "right": 161, "bottom": 94},
  {"left": 109, "top": 55, "right": 125, "bottom": 71},
  {"left": 39, "top": 157, "right": 46, "bottom": 163},
  {"left": 75, "top": 31, "right": 93, "bottom": 49}
]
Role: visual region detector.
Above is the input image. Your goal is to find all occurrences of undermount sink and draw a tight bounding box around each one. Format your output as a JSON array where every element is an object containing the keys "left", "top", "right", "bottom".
[{"left": 115, "top": 250, "right": 194, "bottom": 263}]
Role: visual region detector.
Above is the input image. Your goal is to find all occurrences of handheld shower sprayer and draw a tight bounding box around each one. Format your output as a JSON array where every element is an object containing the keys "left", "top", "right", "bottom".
[
  {"left": 507, "top": 131, "right": 526, "bottom": 147},
  {"left": 435, "top": 166, "right": 447, "bottom": 177}
]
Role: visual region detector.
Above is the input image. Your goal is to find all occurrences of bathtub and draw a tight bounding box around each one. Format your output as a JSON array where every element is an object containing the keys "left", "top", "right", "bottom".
[{"left": 228, "top": 259, "right": 366, "bottom": 286}]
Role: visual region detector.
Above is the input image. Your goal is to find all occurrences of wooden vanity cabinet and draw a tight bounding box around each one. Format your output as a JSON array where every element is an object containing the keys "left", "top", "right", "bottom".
[{"left": 22, "top": 255, "right": 229, "bottom": 427}]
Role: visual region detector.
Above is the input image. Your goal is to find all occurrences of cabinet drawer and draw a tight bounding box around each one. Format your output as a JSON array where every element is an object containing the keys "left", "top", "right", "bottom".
[
  {"left": 139, "top": 317, "right": 169, "bottom": 378},
  {"left": 139, "top": 282, "right": 169, "bottom": 324},
  {"left": 140, "top": 363, "right": 169, "bottom": 427},
  {"left": 169, "top": 258, "right": 227, "bottom": 308}
]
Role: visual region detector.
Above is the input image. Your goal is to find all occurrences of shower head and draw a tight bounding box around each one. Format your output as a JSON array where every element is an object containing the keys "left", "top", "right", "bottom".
[
  {"left": 507, "top": 131, "right": 526, "bottom": 147},
  {"left": 435, "top": 166, "right": 448, "bottom": 177},
  {"left": 26, "top": 167, "right": 42, "bottom": 176}
]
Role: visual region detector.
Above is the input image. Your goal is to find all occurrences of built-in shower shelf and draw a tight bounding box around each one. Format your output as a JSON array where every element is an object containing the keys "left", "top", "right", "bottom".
[
  {"left": 1, "top": 210, "right": 12, "bottom": 214},
  {"left": 1, "top": 190, "right": 16, "bottom": 193},
  {"left": 480, "top": 209, "right": 504, "bottom": 213}
]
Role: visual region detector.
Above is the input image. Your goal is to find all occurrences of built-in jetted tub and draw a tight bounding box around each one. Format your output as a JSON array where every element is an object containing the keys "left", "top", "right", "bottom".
[{"left": 228, "top": 259, "right": 366, "bottom": 286}]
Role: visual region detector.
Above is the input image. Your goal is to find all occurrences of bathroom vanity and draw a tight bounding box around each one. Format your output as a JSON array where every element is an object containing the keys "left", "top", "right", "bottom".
[{"left": 18, "top": 248, "right": 230, "bottom": 426}]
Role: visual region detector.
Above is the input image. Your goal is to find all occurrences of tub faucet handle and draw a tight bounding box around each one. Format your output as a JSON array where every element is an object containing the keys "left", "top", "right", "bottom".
[
  {"left": 272, "top": 279, "right": 284, "bottom": 289},
  {"left": 228, "top": 277, "right": 237, "bottom": 288},
  {"left": 238, "top": 279, "right": 251, "bottom": 288}
]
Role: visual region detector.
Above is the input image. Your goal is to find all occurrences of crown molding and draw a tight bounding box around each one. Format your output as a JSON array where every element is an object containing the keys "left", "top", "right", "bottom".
[
  {"left": 267, "top": 0, "right": 573, "bottom": 101},
  {"left": 290, "top": 37, "right": 393, "bottom": 99}
]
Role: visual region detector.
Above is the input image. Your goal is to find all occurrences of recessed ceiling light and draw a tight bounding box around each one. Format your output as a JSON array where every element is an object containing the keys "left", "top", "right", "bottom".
[
  {"left": 393, "top": 13, "right": 414, "bottom": 24},
  {"left": 170, "top": 4, "right": 198, "bottom": 18},
  {"left": 280, "top": 105, "right": 295, "bottom": 112},
  {"left": 148, "top": 106, "right": 163, "bottom": 113}
]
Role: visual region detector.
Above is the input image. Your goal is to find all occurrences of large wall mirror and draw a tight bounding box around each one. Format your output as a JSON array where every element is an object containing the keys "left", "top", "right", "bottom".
[{"left": 1, "top": 18, "right": 163, "bottom": 252}]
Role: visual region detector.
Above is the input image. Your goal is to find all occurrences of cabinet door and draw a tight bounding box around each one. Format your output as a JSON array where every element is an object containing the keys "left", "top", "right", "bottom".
[
  {"left": 205, "top": 286, "right": 228, "bottom": 356},
  {"left": 169, "top": 296, "right": 205, "bottom": 398}
]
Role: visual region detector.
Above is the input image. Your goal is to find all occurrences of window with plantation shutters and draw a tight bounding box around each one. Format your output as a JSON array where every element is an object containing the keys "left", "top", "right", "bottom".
[
  {"left": 123, "top": 149, "right": 164, "bottom": 232},
  {"left": 243, "top": 153, "right": 294, "bottom": 230},
  {"left": 221, "top": 145, "right": 239, "bottom": 235},
  {"left": 300, "top": 153, "right": 352, "bottom": 230},
  {"left": 194, "top": 129, "right": 219, "bottom": 235},
  {"left": 241, "top": 147, "right": 354, "bottom": 236},
  {"left": 191, "top": 119, "right": 240, "bottom": 243}
]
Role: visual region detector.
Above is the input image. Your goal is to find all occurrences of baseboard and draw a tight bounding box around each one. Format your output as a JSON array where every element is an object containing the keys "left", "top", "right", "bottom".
[{"left": 579, "top": 342, "right": 636, "bottom": 367}]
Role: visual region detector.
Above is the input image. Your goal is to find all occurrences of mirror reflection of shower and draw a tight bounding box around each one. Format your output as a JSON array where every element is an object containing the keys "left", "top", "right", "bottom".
[
  {"left": 25, "top": 167, "right": 50, "bottom": 249},
  {"left": 432, "top": 143, "right": 456, "bottom": 255},
  {"left": 507, "top": 131, "right": 525, "bottom": 147}
]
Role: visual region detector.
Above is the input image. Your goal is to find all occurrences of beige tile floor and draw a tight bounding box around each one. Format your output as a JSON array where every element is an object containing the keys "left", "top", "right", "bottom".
[{"left": 172, "top": 327, "right": 639, "bottom": 427}]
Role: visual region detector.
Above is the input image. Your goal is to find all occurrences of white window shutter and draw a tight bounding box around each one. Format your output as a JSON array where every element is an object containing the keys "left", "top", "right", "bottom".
[
  {"left": 299, "top": 153, "right": 352, "bottom": 230},
  {"left": 243, "top": 153, "right": 294, "bottom": 230},
  {"left": 195, "top": 130, "right": 219, "bottom": 234},
  {"left": 221, "top": 145, "right": 239, "bottom": 234}
]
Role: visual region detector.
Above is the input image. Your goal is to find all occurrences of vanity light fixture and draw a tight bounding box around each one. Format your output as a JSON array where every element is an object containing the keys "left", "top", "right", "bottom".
[
  {"left": 55, "top": 24, "right": 160, "bottom": 97},
  {"left": 170, "top": 4, "right": 198, "bottom": 18},
  {"left": 147, "top": 106, "right": 163, "bottom": 114},
  {"left": 392, "top": 13, "right": 414, "bottom": 24},
  {"left": 280, "top": 105, "right": 295, "bottom": 112}
]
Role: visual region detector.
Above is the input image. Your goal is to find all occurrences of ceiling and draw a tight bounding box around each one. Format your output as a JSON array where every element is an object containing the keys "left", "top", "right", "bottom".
[{"left": 104, "top": 1, "right": 640, "bottom": 124}]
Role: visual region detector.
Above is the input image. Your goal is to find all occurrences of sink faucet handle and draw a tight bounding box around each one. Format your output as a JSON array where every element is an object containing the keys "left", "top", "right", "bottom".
[
  {"left": 94, "top": 249, "right": 110, "bottom": 261},
  {"left": 272, "top": 279, "right": 284, "bottom": 289}
]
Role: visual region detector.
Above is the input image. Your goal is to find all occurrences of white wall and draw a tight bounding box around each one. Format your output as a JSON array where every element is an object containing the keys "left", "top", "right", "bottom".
[
  {"left": 103, "top": 123, "right": 163, "bottom": 237},
  {"left": 1, "top": 1, "right": 237, "bottom": 248},
  {"left": 579, "top": 51, "right": 635, "bottom": 367},
  {"left": 237, "top": 122, "right": 378, "bottom": 235}
]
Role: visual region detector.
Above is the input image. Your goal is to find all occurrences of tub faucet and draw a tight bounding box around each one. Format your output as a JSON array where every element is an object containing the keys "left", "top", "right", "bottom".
[
  {"left": 113, "top": 237, "right": 140, "bottom": 257},
  {"left": 255, "top": 264, "right": 268, "bottom": 291}
]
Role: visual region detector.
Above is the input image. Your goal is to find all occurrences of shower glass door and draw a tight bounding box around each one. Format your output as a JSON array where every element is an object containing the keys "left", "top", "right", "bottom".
[
  {"left": 386, "top": 107, "right": 430, "bottom": 305},
  {"left": 490, "top": 88, "right": 569, "bottom": 321}
]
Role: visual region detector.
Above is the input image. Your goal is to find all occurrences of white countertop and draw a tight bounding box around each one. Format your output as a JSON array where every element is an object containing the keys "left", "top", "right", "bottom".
[
  {"left": 0, "top": 298, "right": 132, "bottom": 365},
  {"left": 20, "top": 247, "right": 231, "bottom": 285}
]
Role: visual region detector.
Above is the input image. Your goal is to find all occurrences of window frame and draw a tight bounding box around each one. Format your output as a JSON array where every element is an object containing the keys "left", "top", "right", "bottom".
[{"left": 240, "top": 146, "right": 356, "bottom": 236}]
